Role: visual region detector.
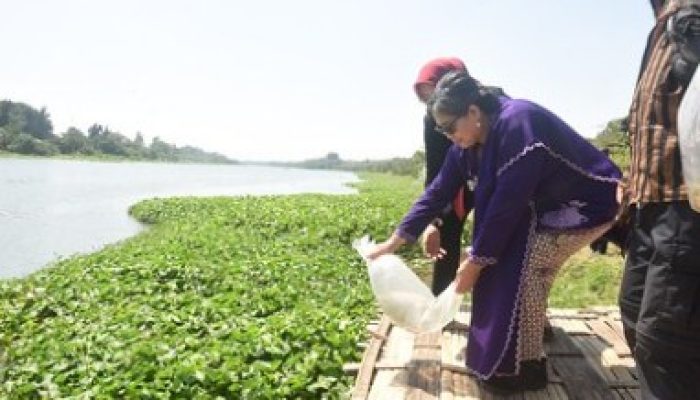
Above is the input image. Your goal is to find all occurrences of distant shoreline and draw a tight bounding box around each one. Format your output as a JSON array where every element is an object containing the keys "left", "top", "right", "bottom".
[{"left": 0, "top": 150, "right": 238, "bottom": 165}]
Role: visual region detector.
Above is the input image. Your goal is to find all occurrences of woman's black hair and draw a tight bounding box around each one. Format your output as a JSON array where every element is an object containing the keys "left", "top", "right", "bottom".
[{"left": 427, "top": 70, "right": 501, "bottom": 119}]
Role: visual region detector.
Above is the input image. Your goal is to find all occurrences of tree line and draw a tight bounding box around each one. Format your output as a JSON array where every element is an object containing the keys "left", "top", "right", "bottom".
[
  {"left": 274, "top": 120, "right": 630, "bottom": 178},
  {"left": 0, "top": 100, "right": 236, "bottom": 164},
  {"left": 264, "top": 151, "right": 428, "bottom": 178}
]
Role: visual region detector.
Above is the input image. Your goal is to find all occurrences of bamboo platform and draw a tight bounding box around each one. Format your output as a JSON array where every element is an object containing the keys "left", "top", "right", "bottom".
[{"left": 344, "top": 306, "right": 638, "bottom": 400}]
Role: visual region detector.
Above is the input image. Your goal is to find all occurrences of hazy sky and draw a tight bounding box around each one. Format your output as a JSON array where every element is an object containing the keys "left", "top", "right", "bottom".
[{"left": 4, "top": 1, "right": 652, "bottom": 161}]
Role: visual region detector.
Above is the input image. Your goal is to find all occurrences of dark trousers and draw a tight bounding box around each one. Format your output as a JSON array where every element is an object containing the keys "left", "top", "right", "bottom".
[
  {"left": 589, "top": 237, "right": 608, "bottom": 254},
  {"left": 431, "top": 210, "right": 465, "bottom": 295},
  {"left": 619, "top": 202, "right": 700, "bottom": 400}
]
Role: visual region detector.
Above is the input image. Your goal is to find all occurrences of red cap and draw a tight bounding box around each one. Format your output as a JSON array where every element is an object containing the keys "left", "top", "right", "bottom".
[{"left": 413, "top": 57, "right": 467, "bottom": 95}]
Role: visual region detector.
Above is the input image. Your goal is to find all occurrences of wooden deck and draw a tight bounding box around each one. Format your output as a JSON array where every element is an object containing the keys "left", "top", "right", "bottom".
[{"left": 344, "top": 307, "right": 638, "bottom": 400}]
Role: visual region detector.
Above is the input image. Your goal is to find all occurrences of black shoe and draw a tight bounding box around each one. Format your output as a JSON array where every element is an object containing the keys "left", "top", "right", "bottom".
[
  {"left": 481, "top": 358, "right": 548, "bottom": 393},
  {"left": 482, "top": 374, "right": 523, "bottom": 394},
  {"left": 521, "top": 358, "right": 547, "bottom": 390}
]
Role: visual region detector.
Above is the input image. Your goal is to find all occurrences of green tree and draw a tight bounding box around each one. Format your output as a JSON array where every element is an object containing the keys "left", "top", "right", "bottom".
[
  {"left": 326, "top": 152, "right": 340, "bottom": 162},
  {"left": 592, "top": 117, "right": 630, "bottom": 171},
  {"left": 58, "top": 127, "right": 91, "bottom": 154},
  {"left": 134, "top": 132, "right": 145, "bottom": 147},
  {"left": 0, "top": 100, "right": 54, "bottom": 140},
  {"left": 95, "top": 131, "right": 131, "bottom": 156},
  {"left": 0, "top": 99, "right": 235, "bottom": 163},
  {"left": 149, "top": 136, "right": 177, "bottom": 160},
  {"left": 0, "top": 127, "right": 15, "bottom": 150},
  {"left": 7, "top": 133, "right": 58, "bottom": 155},
  {"left": 87, "top": 124, "right": 105, "bottom": 140},
  {"left": 27, "top": 107, "right": 54, "bottom": 140}
]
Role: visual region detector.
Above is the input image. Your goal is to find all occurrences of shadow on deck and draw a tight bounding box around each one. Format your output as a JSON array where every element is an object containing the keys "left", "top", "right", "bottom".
[{"left": 344, "top": 307, "right": 638, "bottom": 400}]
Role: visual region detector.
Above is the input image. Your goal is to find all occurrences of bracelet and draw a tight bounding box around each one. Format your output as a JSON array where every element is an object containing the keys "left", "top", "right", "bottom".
[{"left": 467, "top": 254, "right": 498, "bottom": 267}]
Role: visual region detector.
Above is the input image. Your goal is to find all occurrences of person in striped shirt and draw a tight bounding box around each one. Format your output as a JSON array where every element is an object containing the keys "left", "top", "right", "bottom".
[{"left": 620, "top": 1, "right": 700, "bottom": 398}]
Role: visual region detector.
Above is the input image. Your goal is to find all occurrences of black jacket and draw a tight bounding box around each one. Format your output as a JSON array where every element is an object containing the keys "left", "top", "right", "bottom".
[
  {"left": 422, "top": 113, "right": 474, "bottom": 216},
  {"left": 423, "top": 114, "right": 453, "bottom": 187}
]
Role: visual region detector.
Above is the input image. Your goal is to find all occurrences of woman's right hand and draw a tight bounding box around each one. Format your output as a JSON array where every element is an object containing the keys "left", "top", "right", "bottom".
[
  {"left": 365, "top": 233, "right": 406, "bottom": 261},
  {"left": 421, "top": 224, "right": 446, "bottom": 260},
  {"left": 454, "top": 260, "right": 484, "bottom": 294}
]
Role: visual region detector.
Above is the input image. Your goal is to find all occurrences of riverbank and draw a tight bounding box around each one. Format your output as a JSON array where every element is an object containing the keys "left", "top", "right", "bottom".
[
  {"left": 0, "top": 150, "right": 236, "bottom": 165},
  {"left": 0, "top": 173, "right": 622, "bottom": 398}
]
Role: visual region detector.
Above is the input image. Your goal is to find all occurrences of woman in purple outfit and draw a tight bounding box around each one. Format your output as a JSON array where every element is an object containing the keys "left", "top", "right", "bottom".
[{"left": 368, "top": 71, "right": 621, "bottom": 393}]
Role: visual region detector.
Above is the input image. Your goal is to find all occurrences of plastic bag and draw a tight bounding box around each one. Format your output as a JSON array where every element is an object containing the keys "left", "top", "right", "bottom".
[
  {"left": 678, "top": 66, "right": 700, "bottom": 212},
  {"left": 352, "top": 236, "right": 464, "bottom": 333}
]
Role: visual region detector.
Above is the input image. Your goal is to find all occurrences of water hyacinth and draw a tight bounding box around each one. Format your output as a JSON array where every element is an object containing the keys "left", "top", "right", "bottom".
[{"left": 0, "top": 173, "right": 622, "bottom": 398}]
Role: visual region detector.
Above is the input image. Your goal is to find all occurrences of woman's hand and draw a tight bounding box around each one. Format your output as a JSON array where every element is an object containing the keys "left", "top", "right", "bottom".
[
  {"left": 365, "top": 233, "right": 406, "bottom": 261},
  {"left": 454, "top": 260, "right": 484, "bottom": 294},
  {"left": 421, "top": 224, "right": 446, "bottom": 260}
]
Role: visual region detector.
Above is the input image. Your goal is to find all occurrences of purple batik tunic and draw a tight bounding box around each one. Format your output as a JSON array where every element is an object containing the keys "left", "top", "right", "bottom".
[{"left": 397, "top": 97, "right": 621, "bottom": 378}]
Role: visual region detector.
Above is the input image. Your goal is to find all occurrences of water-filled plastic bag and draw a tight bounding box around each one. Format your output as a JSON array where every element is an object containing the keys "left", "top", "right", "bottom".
[
  {"left": 678, "top": 66, "right": 700, "bottom": 211},
  {"left": 353, "top": 236, "right": 463, "bottom": 333}
]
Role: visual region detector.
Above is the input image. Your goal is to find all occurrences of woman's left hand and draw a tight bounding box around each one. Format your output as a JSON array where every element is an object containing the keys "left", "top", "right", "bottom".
[
  {"left": 421, "top": 224, "right": 446, "bottom": 260},
  {"left": 454, "top": 260, "right": 484, "bottom": 294}
]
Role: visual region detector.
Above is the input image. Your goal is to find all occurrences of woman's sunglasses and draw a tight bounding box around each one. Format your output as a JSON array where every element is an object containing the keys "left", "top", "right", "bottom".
[{"left": 436, "top": 115, "right": 462, "bottom": 137}]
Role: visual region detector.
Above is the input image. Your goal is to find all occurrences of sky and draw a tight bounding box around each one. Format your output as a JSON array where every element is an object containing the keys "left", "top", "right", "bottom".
[{"left": 3, "top": 1, "right": 653, "bottom": 162}]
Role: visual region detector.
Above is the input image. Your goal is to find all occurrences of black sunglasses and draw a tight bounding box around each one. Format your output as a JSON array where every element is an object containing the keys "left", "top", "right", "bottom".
[{"left": 436, "top": 114, "right": 462, "bottom": 137}]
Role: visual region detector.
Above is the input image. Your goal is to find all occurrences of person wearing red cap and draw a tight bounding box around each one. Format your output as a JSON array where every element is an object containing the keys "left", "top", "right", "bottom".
[{"left": 413, "top": 57, "right": 474, "bottom": 295}]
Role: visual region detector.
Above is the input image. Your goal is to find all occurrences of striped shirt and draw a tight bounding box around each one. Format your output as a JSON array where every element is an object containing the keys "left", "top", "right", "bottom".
[{"left": 627, "top": 3, "right": 688, "bottom": 204}]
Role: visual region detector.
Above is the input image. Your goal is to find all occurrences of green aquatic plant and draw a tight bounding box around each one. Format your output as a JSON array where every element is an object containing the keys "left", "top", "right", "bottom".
[{"left": 0, "top": 172, "right": 621, "bottom": 398}]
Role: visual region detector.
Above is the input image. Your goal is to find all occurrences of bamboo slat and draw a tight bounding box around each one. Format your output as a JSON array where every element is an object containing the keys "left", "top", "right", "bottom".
[
  {"left": 348, "top": 308, "right": 637, "bottom": 400},
  {"left": 352, "top": 316, "right": 392, "bottom": 400}
]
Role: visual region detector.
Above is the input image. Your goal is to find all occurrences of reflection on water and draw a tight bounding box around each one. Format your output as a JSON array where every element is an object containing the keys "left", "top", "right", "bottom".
[{"left": 0, "top": 158, "right": 358, "bottom": 278}]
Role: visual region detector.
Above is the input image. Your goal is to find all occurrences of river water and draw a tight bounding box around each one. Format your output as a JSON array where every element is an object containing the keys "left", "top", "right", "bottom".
[{"left": 0, "top": 158, "right": 358, "bottom": 278}]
